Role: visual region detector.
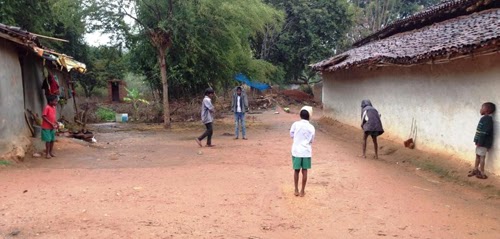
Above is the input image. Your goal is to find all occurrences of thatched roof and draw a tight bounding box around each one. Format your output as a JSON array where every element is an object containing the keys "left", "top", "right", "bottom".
[{"left": 312, "top": 0, "right": 500, "bottom": 72}]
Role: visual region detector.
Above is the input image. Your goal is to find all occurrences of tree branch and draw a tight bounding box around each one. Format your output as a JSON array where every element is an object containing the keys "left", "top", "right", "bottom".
[
  {"left": 139, "top": 0, "right": 162, "bottom": 21},
  {"left": 120, "top": 4, "right": 149, "bottom": 31},
  {"left": 168, "top": 0, "right": 173, "bottom": 20}
]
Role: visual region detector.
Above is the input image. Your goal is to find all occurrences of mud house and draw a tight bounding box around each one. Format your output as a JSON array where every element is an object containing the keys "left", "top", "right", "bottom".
[
  {"left": 312, "top": 0, "right": 500, "bottom": 174},
  {"left": 0, "top": 23, "right": 86, "bottom": 160},
  {"left": 107, "top": 79, "right": 127, "bottom": 103}
]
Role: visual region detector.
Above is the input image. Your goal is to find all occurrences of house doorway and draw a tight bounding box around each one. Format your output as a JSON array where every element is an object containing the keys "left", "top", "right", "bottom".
[{"left": 112, "top": 82, "right": 120, "bottom": 102}]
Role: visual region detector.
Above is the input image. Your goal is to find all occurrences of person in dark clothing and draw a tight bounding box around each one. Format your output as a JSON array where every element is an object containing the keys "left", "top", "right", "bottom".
[
  {"left": 195, "top": 88, "right": 216, "bottom": 147},
  {"left": 468, "top": 102, "right": 495, "bottom": 179},
  {"left": 361, "top": 100, "right": 384, "bottom": 159}
]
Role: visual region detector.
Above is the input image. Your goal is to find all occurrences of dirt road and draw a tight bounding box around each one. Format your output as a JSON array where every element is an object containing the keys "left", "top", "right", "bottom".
[{"left": 1, "top": 109, "right": 499, "bottom": 238}]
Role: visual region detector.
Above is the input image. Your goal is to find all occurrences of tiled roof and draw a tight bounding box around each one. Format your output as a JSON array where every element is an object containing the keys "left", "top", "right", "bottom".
[
  {"left": 352, "top": 0, "right": 499, "bottom": 47},
  {"left": 312, "top": 9, "right": 500, "bottom": 72}
]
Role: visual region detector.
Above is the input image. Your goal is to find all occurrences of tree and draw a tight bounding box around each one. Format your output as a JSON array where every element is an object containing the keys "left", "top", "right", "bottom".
[
  {"left": 75, "top": 45, "right": 127, "bottom": 98},
  {"left": 348, "top": 0, "right": 440, "bottom": 42},
  {"left": 261, "top": 0, "right": 353, "bottom": 83},
  {"left": 97, "top": 0, "right": 282, "bottom": 105}
]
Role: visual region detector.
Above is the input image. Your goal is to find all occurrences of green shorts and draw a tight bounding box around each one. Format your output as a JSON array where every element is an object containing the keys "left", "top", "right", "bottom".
[
  {"left": 41, "top": 129, "right": 56, "bottom": 142},
  {"left": 292, "top": 156, "right": 311, "bottom": 170}
]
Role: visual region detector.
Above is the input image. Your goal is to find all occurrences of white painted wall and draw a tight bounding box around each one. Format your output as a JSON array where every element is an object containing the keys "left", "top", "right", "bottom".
[{"left": 322, "top": 54, "right": 500, "bottom": 174}]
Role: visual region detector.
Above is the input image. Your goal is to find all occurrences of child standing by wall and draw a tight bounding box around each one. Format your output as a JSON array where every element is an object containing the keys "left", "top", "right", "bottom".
[
  {"left": 290, "top": 106, "right": 315, "bottom": 197},
  {"left": 42, "top": 95, "right": 58, "bottom": 159},
  {"left": 196, "top": 88, "right": 216, "bottom": 147},
  {"left": 361, "top": 100, "right": 384, "bottom": 159},
  {"left": 468, "top": 102, "right": 495, "bottom": 179}
]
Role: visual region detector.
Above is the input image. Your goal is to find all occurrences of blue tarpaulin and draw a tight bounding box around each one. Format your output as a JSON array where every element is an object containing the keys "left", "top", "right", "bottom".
[{"left": 234, "top": 73, "right": 270, "bottom": 91}]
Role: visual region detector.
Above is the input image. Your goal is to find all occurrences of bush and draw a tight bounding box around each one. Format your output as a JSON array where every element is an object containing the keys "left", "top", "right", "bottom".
[{"left": 96, "top": 107, "right": 116, "bottom": 122}]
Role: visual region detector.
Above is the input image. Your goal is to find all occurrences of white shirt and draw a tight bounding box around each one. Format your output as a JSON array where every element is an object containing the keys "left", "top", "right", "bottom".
[
  {"left": 236, "top": 95, "right": 242, "bottom": 112},
  {"left": 290, "top": 119, "right": 315, "bottom": 157}
]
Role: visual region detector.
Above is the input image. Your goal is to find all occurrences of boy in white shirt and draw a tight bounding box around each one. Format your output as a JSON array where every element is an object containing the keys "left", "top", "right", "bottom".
[{"left": 290, "top": 106, "right": 315, "bottom": 197}]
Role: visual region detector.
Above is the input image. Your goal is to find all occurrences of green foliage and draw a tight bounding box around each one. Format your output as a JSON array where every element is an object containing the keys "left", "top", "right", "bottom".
[
  {"left": 123, "top": 87, "right": 150, "bottom": 120},
  {"left": 349, "top": 0, "right": 440, "bottom": 41},
  {"left": 123, "top": 73, "right": 150, "bottom": 95},
  {"left": 126, "top": 0, "right": 283, "bottom": 98},
  {"left": 261, "top": 0, "right": 353, "bottom": 83},
  {"left": 73, "top": 44, "right": 127, "bottom": 98},
  {"left": 0, "top": 0, "right": 109, "bottom": 98},
  {"left": 96, "top": 107, "right": 116, "bottom": 122}
]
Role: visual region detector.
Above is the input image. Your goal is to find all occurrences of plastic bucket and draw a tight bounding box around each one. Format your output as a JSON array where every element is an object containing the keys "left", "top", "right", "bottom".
[{"left": 115, "top": 113, "right": 128, "bottom": 123}]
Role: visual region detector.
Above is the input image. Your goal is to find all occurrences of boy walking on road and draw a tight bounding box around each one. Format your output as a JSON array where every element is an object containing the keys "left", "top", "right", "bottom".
[
  {"left": 468, "top": 102, "right": 495, "bottom": 179},
  {"left": 231, "top": 86, "right": 248, "bottom": 140},
  {"left": 42, "top": 95, "right": 58, "bottom": 159},
  {"left": 196, "top": 88, "right": 216, "bottom": 147},
  {"left": 290, "top": 106, "right": 315, "bottom": 197}
]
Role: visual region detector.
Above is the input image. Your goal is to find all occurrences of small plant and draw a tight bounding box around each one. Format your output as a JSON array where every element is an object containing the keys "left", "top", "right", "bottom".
[
  {"left": 124, "top": 87, "right": 150, "bottom": 120},
  {"left": 0, "top": 160, "right": 11, "bottom": 166},
  {"left": 96, "top": 107, "right": 116, "bottom": 122}
]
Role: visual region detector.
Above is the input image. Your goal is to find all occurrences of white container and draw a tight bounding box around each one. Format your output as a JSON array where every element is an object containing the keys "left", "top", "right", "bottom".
[{"left": 115, "top": 113, "right": 128, "bottom": 123}]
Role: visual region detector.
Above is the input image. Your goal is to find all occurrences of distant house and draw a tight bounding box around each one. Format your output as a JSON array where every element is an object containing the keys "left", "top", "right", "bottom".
[
  {"left": 312, "top": 0, "right": 500, "bottom": 174},
  {"left": 0, "top": 23, "right": 86, "bottom": 160}
]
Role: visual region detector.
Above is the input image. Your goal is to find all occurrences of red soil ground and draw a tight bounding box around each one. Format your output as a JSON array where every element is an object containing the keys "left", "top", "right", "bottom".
[{"left": 0, "top": 108, "right": 498, "bottom": 238}]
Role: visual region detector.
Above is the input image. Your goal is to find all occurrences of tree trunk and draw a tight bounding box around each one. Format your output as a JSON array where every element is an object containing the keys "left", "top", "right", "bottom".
[{"left": 157, "top": 47, "right": 171, "bottom": 128}]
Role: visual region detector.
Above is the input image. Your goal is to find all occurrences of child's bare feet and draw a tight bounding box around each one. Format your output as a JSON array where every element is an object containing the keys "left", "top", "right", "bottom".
[
  {"left": 50, "top": 153, "right": 56, "bottom": 157},
  {"left": 299, "top": 191, "right": 305, "bottom": 197},
  {"left": 45, "top": 154, "right": 51, "bottom": 159},
  {"left": 294, "top": 190, "right": 299, "bottom": 196}
]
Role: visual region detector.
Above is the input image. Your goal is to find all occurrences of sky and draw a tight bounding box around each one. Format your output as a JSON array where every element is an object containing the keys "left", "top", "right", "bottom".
[
  {"left": 84, "top": 3, "right": 136, "bottom": 46},
  {"left": 84, "top": 31, "right": 113, "bottom": 46}
]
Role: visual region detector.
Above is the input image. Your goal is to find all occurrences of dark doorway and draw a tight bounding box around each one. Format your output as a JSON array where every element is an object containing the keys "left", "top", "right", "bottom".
[{"left": 112, "top": 82, "right": 120, "bottom": 102}]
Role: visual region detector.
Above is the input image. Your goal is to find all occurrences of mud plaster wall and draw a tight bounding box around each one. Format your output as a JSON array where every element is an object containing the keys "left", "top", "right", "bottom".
[
  {"left": 0, "top": 39, "right": 29, "bottom": 156},
  {"left": 322, "top": 53, "right": 500, "bottom": 175},
  {"left": 22, "top": 56, "right": 76, "bottom": 121},
  {"left": 0, "top": 39, "right": 77, "bottom": 158},
  {"left": 21, "top": 52, "right": 45, "bottom": 119}
]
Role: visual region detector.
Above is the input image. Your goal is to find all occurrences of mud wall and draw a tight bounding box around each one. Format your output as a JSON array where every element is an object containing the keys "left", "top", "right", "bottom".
[
  {"left": 322, "top": 53, "right": 500, "bottom": 174},
  {"left": 0, "top": 39, "right": 29, "bottom": 158}
]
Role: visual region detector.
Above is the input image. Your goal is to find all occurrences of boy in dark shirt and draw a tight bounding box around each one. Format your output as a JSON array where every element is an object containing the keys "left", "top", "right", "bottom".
[{"left": 468, "top": 102, "right": 495, "bottom": 179}]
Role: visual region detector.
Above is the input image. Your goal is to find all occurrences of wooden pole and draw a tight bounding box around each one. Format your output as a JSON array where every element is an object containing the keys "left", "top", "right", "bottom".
[{"left": 31, "top": 33, "right": 69, "bottom": 42}]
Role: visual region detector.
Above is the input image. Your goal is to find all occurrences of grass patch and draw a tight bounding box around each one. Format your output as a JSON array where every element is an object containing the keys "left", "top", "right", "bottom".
[
  {"left": 96, "top": 107, "right": 116, "bottom": 122},
  {"left": 0, "top": 160, "right": 11, "bottom": 166}
]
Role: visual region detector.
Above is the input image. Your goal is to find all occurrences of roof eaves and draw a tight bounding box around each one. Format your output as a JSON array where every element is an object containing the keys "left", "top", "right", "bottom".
[{"left": 353, "top": 0, "right": 499, "bottom": 47}]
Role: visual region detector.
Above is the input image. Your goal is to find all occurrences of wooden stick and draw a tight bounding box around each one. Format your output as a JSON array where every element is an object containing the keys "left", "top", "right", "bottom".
[{"left": 31, "top": 33, "right": 69, "bottom": 42}]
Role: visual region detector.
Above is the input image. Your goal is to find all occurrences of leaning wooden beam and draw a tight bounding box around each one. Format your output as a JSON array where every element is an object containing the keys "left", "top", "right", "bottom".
[{"left": 31, "top": 33, "right": 69, "bottom": 42}]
